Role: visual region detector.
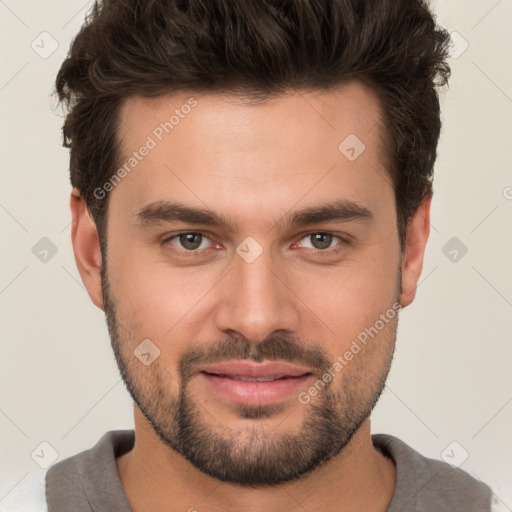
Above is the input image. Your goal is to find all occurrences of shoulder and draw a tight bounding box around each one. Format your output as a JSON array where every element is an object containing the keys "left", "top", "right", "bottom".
[
  {"left": 45, "top": 430, "right": 134, "bottom": 510},
  {"left": 0, "top": 470, "right": 48, "bottom": 512},
  {"left": 0, "top": 430, "right": 134, "bottom": 512},
  {"left": 372, "top": 433, "right": 493, "bottom": 511},
  {"left": 46, "top": 429, "right": 134, "bottom": 479}
]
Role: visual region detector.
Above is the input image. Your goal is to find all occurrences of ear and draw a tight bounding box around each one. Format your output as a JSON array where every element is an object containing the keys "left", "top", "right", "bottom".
[
  {"left": 70, "top": 188, "right": 104, "bottom": 310},
  {"left": 399, "top": 191, "right": 432, "bottom": 308}
]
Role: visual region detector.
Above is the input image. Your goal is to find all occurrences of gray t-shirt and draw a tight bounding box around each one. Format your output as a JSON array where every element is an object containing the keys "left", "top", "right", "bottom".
[{"left": 2, "top": 430, "right": 494, "bottom": 511}]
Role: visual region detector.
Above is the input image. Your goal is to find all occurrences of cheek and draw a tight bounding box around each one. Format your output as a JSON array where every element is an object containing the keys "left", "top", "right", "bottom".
[
  {"left": 294, "top": 248, "right": 399, "bottom": 354},
  {"left": 108, "top": 252, "right": 217, "bottom": 346}
]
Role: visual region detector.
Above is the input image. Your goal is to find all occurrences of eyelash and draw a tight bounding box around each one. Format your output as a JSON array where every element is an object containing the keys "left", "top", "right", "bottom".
[{"left": 161, "top": 231, "right": 348, "bottom": 257}]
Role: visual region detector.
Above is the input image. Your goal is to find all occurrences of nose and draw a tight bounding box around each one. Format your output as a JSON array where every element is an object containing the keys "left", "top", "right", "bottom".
[{"left": 214, "top": 245, "right": 301, "bottom": 343}]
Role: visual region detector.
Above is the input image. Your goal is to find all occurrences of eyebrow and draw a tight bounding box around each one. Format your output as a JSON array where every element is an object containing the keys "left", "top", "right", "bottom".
[{"left": 134, "top": 198, "right": 373, "bottom": 232}]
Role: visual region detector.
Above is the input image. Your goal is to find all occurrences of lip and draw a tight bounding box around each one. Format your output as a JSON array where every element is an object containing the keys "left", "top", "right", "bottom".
[
  {"left": 197, "top": 360, "right": 314, "bottom": 406},
  {"left": 197, "top": 360, "right": 312, "bottom": 379}
]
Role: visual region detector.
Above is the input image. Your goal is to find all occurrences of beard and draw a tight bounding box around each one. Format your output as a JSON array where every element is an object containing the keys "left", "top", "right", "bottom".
[{"left": 101, "top": 259, "right": 399, "bottom": 487}]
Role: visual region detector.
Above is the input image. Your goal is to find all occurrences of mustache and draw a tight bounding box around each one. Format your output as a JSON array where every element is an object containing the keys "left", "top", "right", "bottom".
[{"left": 178, "top": 335, "right": 332, "bottom": 383}]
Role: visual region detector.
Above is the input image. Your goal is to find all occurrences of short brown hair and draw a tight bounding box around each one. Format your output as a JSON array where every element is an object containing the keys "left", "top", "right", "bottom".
[{"left": 56, "top": 0, "right": 451, "bottom": 252}]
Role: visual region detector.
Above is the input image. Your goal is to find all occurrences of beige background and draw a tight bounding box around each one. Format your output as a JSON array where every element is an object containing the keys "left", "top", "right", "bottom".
[{"left": 1, "top": 0, "right": 511, "bottom": 506}]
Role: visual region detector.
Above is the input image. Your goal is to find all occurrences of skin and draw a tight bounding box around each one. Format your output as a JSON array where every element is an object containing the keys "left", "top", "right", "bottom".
[{"left": 70, "top": 79, "right": 431, "bottom": 511}]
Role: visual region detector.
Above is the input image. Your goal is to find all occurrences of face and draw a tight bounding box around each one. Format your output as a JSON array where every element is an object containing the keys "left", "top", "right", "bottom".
[{"left": 95, "top": 81, "right": 405, "bottom": 486}]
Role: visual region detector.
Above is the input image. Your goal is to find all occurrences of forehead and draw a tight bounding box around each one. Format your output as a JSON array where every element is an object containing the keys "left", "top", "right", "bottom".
[
  {"left": 118, "top": 81, "right": 385, "bottom": 157},
  {"left": 112, "top": 80, "right": 392, "bottom": 226}
]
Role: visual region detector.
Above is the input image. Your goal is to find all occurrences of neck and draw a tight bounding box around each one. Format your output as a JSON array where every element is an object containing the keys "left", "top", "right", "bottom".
[{"left": 116, "top": 407, "right": 396, "bottom": 512}]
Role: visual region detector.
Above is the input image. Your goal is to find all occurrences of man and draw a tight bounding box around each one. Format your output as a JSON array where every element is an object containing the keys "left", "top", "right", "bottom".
[{"left": 3, "top": 0, "right": 496, "bottom": 510}]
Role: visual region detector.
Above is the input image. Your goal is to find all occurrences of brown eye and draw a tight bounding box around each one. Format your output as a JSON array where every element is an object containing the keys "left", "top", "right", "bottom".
[
  {"left": 163, "top": 232, "right": 212, "bottom": 252},
  {"left": 178, "top": 233, "right": 204, "bottom": 250}
]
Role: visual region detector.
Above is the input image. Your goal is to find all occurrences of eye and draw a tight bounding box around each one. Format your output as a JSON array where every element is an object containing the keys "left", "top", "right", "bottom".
[
  {"left": 163, "top": 232, "right": 214, "bottom": 252},
  {"left": 161, "top": 231, "right": 348, "bottom": 257},
  {"left": 296, "top": 232, "right": 345, "bottom": 252}
]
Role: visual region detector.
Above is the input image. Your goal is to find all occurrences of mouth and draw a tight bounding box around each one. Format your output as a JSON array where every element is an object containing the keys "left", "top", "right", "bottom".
[
  {"left": 197, "top": 361, "right": 314, "bottom": 406},
  {"left": 198, "top": 360, "right": 313, "bottom": 378},
  {"left": 201, "top": 373, "right": 309, "bottom": 382}
]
